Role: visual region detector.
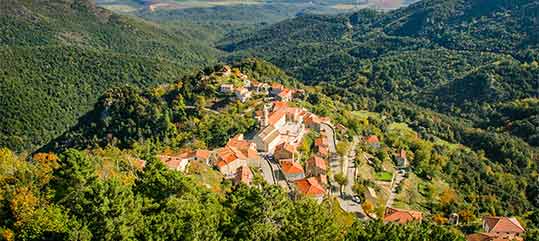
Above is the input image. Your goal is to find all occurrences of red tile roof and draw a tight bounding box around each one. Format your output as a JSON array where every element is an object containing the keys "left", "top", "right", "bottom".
[
  {"left": 276, "top": 142, "right": 296, "bottom": 154},
  {"left": 398, "top": 149, "right": 407, "bottom": 159},
  {"left": 294, "top": 177, "right": 326, "bottom": 197},
  {"left": 271, "top": 83, "right": 284, "bottom": 89},
  {"left": 235, "top": 166, "right": 253, "bottom": 185},
  {"left": 366, "top": 135, "right": 380, "bottom": 144},
  {"left": 315, "top": 137, "right": 328, "bottom": 147},
  {"left": 280, "top": 159, "right": 305, "bottom": 175},
  {"left": 268, "top": 109, "right": 286, "bottom": 126},
  {"left": 466, "top": 233, "right": 523, "bottom": 241},
  {"left": 195, "top": 150, "right": 210, "bottom": 160},
  {"left": 307, "top": 155, "right": 327, "bottom": 171},
  {"left": 483, "top": 216, "right": 525, "bottom": 234},
  {"left": 273, "top": 101, "right": 288, "bottom": 109},
  {"left": 384, "top": 208, "right": 423, "bottom": 224}
]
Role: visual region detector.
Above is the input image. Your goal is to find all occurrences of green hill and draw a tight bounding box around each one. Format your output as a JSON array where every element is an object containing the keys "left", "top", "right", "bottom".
[
  {"left": 221, "top": 0, "right": 539, "bottom": 144},
  {"left": 0, "top": 0, "right": 222, "bottom": 151}
]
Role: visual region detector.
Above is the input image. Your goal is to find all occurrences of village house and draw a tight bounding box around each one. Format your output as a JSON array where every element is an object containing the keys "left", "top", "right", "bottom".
[
  {"left": 304, "top": 112, "right": 322, "bottom": 131},
  {"left": 293, "top": 177, "right": 326, "bottom": 202},
  {"left": 270, "top": 83, "right": 285, "bottom": 96},
  {"left": 276, "top": 88, "right": 292, "bottom": 102},
  {"left": 220, "top": 84, "right": 234, "bottom": 94},
  {"left": 234, "top": 166, "right": 254, "bottom": 185},
  {"left": 306, "top": 155, "right": 327, "bottom": 177},
  {"left": 394, "top": 149, "right": 408, "bottom": 168},
  {"left": 234, "top": 87, "right": 252, "bottom": 102},
  {"left": 314, "top": 136, "right": 329, "bottom": 158},
  {"left": 383, "top": 208, "right": 423, "bottom": 224},
  {"left": 248, "top": 80, "right": 268, "bottom": 94},
  {"left": 366, "top": 135, "right": 381, "bottom": 148},
  {"left": 214, "top": 135, "right": 258, "bottom": 176},
  {"left": 466, "top": 216, "right": 525, "bottom": 241},
  {"left": 280, "top": 159, "right": 305, "bottom": 181},
  {"left": 157, "top": 149, "right": 211, "bottom": 172},
  {"left": 274, "top": 142, "right": 296, "bottom": 160}
]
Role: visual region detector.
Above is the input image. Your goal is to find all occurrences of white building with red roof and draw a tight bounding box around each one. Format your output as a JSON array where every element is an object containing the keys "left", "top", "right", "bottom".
[
  {"left": 234, "top": 166, "right": 254, "bottom": 185},
  {"left": 158, "top": 149, "right": 211, "bottom": 172},
  {"left": 294, "top": 177, "right": 326, "bottom": 201},
  {"left": 383, "top": 208, "right": 423, "bottom": 224},
  {"left": 466, "top": 216, "right": 526, "bottom": 241},
  {"left": 280, "top": 159, "right": 305, "bottom": 181},
  {"left": 214, "top": 135, "right": 258, "bottom": 176},
  {"left": 306, "top": 155, "right": 327, "bottom": 177}
]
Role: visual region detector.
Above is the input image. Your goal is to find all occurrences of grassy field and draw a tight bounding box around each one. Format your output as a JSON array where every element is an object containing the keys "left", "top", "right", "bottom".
[{"left": 374, "top": 171, "right": 393, "bottom": 182}]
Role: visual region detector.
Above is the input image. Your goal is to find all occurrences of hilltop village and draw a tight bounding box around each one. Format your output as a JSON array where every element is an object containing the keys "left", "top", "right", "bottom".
[{"left": 142, "top": 66, "right": 527, "bottom": 241}]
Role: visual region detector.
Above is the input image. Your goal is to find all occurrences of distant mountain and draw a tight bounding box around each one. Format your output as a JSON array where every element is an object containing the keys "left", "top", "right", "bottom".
[
  {"left": 221, "top": 0, "right": 539, "bottom": 145},
  {"left": 0, "top": 0, "right": 222, "bottom": 151}
]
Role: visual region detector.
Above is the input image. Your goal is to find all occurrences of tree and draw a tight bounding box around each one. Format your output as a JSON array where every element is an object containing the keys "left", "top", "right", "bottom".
[{"left": 334, "top": 173, "right": 348, "bottom": 198}]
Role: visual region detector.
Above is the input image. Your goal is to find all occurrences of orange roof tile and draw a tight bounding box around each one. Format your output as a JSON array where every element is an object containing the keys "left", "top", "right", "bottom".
[
  {"left": 271, "top": 83, "right": 284, "bottom": 89},
  {"left": 235, "top": 166, "right": 253, "bottom": 185},
  {"left": 276, "top": 142, "right": 296, "bottom": 154},
  {"left": 367, "top": 135, "right": 380, "bottom": 144},
  {"left": 315, "top": 137, "right": 328, "bottom": 147},
  {"left": 273, "top": 101, "right": 288, "bottom": 109},
  {"left": 268, "top": 109, "right": 286, "bottom": 126},
  {"left": 483, "top": 216, "right": 525, "bottom": 234},
  {"left": 466, "top": 233, "right": 523, "bottom": 241},
  {"left": 294, "top": 177, "right": 325, "bottom": 197},
  {"left": 307, "top": 155, "right": 327, "bottom": 170},
  {"left": 384, "top": 208, "right": 423, "bottom": 224},
  {"left": 195, "top": 150, "right": 210, "bottom": 160},
  {"left": 216, "top": 147, "right": 239, "bottom": 167},
  {"left": 280, "top": 159, "right": 305, "bottom": 175}
]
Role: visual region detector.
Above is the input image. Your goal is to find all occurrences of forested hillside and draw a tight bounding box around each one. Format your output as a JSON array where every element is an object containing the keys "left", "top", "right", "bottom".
[
  {"left": 221, "top": 0, "right": 539, "bottom": 146},
  {"left": 13, "top": 59, "right": 537, "bottom": 240},
  {"left": 0, "top": 0, "right": 221, "bottom": 151}
]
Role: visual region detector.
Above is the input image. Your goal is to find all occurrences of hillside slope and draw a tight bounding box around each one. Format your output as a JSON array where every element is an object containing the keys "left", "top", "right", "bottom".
[
  {"left": 221, "top": 0, "right": 539, "bottom": 145},
  {"left": 0, "top": 0, "right": 222, "bottom": 151}
]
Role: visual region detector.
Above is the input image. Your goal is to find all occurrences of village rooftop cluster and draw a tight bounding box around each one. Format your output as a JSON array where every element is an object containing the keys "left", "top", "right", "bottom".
[{"left": 143, "top": 66, "right": 526, "bottom": 239}]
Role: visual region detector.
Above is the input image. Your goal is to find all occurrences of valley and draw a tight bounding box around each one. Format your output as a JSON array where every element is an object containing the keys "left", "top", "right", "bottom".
[{"left": 0, "top": 0, "right": 538, "bottom": 240}]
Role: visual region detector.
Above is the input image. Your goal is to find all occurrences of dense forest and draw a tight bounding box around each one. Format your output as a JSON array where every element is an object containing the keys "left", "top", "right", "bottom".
[
  {"left": 222, "top": 0, "right": 539, "bottom": 145},
  {"left": 0, "top": 0, "right": 222, "bottom": 151}
]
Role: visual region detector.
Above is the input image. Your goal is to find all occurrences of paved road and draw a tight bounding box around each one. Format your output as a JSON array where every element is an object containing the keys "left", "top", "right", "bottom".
[
  {"left": 339, "top": 136, "right": 367, "bottom": 218},
  {"left": 320, "top": 123, "right": 336, "bottom": 153},
  {"left": 386, "top": 171, "right": 405, "bottom": 207},
  {"left": 260, "top": 155, "right": 277, "bottom": 185}
]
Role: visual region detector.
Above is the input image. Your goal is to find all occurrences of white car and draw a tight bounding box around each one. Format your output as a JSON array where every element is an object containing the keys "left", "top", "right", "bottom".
[{"left": 351, "top": 196, "right": 361, "bottom": 204}]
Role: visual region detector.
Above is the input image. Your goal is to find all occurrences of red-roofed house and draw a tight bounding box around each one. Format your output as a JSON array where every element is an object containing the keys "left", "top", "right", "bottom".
[
  {"left": 467, "top": 216, "right": 526, "bottom": 241},
  {"left": 294, "top": 177, "right": 326, "bottom": 201},
  {"left": 274, "top": 142, "right": 296, "bottom": 160},
  {"left": 280, "top": 159, "right": 305, "bottom": 181},
  {"left": 366, "top": 135, "right": 381, "bottom": 148},
  {"left": 276, "top": 88, "right": 292, "bottom": 102},
  {"left": 314, "top": 136, "right": 329, "bottom": 158},
  {"left": 158, "top": 152, "right": 192, "bottom": 172},
  {"left": 234, "top": 166, "right": 254, "bottom": 185},
  {"left": 466, "top": 233, "right": 523, "bottom": 241},
  {"left": 215, "top": 136, "right": 258, "bottom": 176},
  {"left": 384, "top": 208, "right": 423, "bottom": 224},
  {"left": 270, "top": 83, "right": 284, "bottom": 95},
  {"left": 306, "top": 155, "right": 327, "bottom": 177},
  {"left": 394, "top": 149, "right": 408, "bottom": 167}
]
